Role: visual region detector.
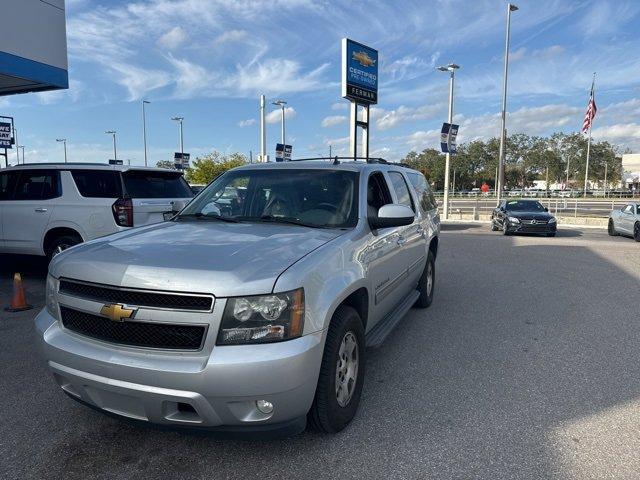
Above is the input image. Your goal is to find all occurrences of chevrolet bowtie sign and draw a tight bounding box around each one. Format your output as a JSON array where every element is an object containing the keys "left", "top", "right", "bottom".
[{"left": 100, "top": 304, "right": 136, "bottom": 322}]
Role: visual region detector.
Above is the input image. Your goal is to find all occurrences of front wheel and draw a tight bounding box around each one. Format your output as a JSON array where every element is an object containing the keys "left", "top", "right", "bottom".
[
  {"left": 634, "top": 222, "right": 640, "bottom": 242},
  {"left": 308, "top": 306, "right": 365, "bottom": 433},
  {"left": 608, "top": 219, "right": 617, "bottom": 236},
  {"left": 502, "top": 220, "right": 511, "bottom": 236},
  {"left": 490, "top": 219, "right": 499, "bottom": 231}
]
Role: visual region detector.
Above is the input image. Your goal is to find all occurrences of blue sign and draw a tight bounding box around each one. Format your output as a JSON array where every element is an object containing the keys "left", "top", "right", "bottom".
[
  {"left": 342, "top": 38, "right": 378, "bottom": 104},
  {"left": 0, "top": 120, "right": 13, "bottom": 149},
  {"left": 440, "top": 123, "right": 459, "bottom": 154}
]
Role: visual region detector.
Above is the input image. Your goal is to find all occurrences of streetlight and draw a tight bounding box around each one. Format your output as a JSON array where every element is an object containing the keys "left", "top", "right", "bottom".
[
  {"left": 496, "top": 3, "right": 518, "bottom": 203},
  {"left": 142, "top": 100, "right": 150, "bottom": 166},
  {"left": 437, "top": 62, "right": 460, "bottom": 220},
  {"left": 105, "top": 130, "right": 117, "bottom": 161},
  {"left": 171, "top": 116, "right": 184, "bottom": 157},
  {"left": 271, "top": 100, "right": 287, "bottom": 144},
  {"left": 56, "top": 138, "right": 67, "bottom": 163},
  {"left": 18, "top": 145, "right": 25, "bottom": 163}
]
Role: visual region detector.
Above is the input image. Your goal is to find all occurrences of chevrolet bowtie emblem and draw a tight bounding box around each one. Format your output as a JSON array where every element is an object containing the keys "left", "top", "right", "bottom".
[{"left": 100, "top": 304, "right": 136, "bottom": 322}]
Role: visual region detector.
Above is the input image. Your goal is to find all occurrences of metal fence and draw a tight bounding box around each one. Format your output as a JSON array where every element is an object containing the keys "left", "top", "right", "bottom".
[{"left": 435, "top": 196, "right": 630, "bottom": 218}]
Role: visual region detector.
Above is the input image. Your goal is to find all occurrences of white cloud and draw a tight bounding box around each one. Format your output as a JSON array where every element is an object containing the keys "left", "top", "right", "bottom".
[
  {"left": 375, "top": 103, "right": 446, "bottom": 131},
  {"left": 235, "top": 59, "right": 330, "bottom": 95},
  {"left": 323, "top": 136, "right": 349, "bottom": 147},
  {"left": 158, "top": 26, "right": 187, "bottom": 50},
  {"left": 331, "top": 102, "right": 348, "bottom": 111},
  {"left": 266, "top": 106, "right": 296, "bottom": 124},
  {"left": 321, "top": 115, "right": 346, "bottom": 128},
  {"left": 214, "top": 29, "right": 248, "bottom": 44},
  {"left": 238, "top": 118, "right": 256, "bottom": 127}
]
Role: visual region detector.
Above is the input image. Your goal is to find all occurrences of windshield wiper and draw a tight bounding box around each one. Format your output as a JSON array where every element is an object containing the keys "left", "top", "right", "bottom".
[
  {"left": 237, "top": 215, "right": 323, "bottom": 229},
  {"left": 177, "top": 213, "right": 240, "bottom": 223}
]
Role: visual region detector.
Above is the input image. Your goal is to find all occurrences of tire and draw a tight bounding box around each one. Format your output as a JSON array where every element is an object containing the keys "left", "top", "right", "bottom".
[
  {"left": 502, "top": 220, "right": 510, "bottom": 236},
  {"left": 608, "top": 219, "right": 617, "bottom": 236},
  {"left": 414, "top": 251, "right": 435, "bottom": 308},
  {"left": 634, "top": 222, "right": 640, "bottom": 242},
  {"left": 46, "top": 234, "right": 82, "bottom": 260},
  {"left": 490, "top": 219, "right": 499, "bottom": 231},
  {"left": 308, "top": 305, "right": 365, "bottom": 433},
  {"left": 546, "top": 232, "right": 556, "bottom": 237}
]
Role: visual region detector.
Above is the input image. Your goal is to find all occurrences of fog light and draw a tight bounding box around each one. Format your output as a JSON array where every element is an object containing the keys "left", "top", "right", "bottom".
[{"left": 256, "top": 399, "right": 274, "bottom": 414}]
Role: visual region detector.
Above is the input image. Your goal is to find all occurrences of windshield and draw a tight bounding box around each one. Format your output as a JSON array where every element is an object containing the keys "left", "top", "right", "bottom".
[
  {"left": 505, "top": 200, "right": 546, "bottom": 212},
  {"left": 180, "top": 168, "right": 359, "bottom": 228},
  {"left": 122, "top": 170, "right": 193, "bottom": 198}
]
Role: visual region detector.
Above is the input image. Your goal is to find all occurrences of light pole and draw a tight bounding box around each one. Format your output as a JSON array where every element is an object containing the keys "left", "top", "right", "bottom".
[
  {"left": 272, "top": 100, "right": 287, "bottom": 144},
  {"left": 437, "top": 63, "right": 460, "bottom": 220},
  {"left": 13, "top": 127, "right": 19, "bottom": 164},
  {"left": 496, "top": 3, "right": 518, "bottom": 204},
  {"left": 142, "top": 100, "right": 150, "bottom": 166},
  {"left": 56, "top": 138, "right": 67, "bottom": 163},
  {"left": 18, "top": 145, "right": 25, "bottom": 163},
  {"left": 171, "top": 117, "right": 184, "bottom": 157},
  {"left": 105, "top": 130, "right": 117, "bottom": 161}
]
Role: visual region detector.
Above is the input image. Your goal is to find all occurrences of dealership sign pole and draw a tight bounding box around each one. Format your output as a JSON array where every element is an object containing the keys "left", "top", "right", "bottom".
[
  {"left": 0, "top": 116, "right": 15, "bottom": 168},
  {"left": 342, "top": 39, "right": 378, "bottom": 160}
]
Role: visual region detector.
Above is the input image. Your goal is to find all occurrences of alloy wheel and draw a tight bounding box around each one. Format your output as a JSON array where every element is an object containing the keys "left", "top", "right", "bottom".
[{"left": 335, "top": 332, "right": 359, "bottom": 407}]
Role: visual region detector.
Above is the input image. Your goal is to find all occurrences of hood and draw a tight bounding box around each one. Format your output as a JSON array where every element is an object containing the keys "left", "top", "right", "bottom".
[
  {"left": 50, "top": 220, "right": 343, "bottom": 297},
  {"left": 507, "top": 211, "right": 554, "bottom": 221}
]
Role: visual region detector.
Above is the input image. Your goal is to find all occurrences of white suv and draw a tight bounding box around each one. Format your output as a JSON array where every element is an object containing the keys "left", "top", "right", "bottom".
[{"left": 0, "top": 163, "right": 193, "bottom": 258}]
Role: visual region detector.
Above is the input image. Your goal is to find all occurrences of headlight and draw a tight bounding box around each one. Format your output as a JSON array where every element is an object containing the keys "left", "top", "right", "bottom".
[
  {"left": 507, "top": 216, "right": 520, "bottom": 223},
  {"left": 549, "top": 217, "right": 557, "bottom": 224},
  {"left": 45, "top": 274, "right": 59, "bottom": 320},
  {"left": 217, "top": 288, "right": 304, "bottom": 345}
]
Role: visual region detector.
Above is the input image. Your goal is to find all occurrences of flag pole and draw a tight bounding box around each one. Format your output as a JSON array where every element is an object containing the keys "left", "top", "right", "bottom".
[{"left": 583, "top": 72, "right": 596, "bottom": 198}]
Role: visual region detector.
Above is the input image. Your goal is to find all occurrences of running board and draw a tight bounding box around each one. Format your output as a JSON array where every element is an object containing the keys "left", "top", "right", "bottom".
[{"left": 365, "top": 290, "right": 420, "bottom": 348}]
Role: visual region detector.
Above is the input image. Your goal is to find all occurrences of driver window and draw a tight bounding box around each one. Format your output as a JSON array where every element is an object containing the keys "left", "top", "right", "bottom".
[
  {"left": 623, "top": 205, "right": 633, "bottom": 214},
  {"left": 367, "top": 172, "right": 392, "bottom": 218}
]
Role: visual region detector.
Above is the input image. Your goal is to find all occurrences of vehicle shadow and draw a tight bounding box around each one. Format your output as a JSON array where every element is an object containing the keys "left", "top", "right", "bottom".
[{"left": 4, "top": 230, "right": 639, "bottom": 479}]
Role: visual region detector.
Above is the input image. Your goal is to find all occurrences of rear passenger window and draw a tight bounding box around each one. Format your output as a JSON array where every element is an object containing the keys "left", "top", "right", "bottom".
[
  {"left": 13, "top": 170, "right": 60, "bottom": 200},
  {"left": 407, "top": 172, "right": 437, "bottom": 214},
  {"left": 388, "top": 171, "right": 414, "bottom": 211},
  {"left": 71, "top": 170, "right": 121, "bottom": 198},
  {"left": 0, "top": 172, "right": 17, "bottom": 200},
  {"left": 122, "top": 171, "right": 193, "bottom": 198}
]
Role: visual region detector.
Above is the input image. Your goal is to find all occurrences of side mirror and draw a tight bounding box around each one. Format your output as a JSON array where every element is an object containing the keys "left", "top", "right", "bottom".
[
  {"left": 370, "top": 204, "right": 414, "bottom": 230},
  {"left": 544, "top": 207, "right": 549, "bottom": 212},
  {"left": 172, "top": 200, "right": 187, "bottom": 212}
]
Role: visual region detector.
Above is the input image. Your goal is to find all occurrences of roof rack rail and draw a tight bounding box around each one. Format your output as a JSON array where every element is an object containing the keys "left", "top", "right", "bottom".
[{"left": 289, "top": 156, "right": 389, "bottom": 165}]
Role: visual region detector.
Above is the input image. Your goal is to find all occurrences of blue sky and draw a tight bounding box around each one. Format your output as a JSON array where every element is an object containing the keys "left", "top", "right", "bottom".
[{"left": 4, "top": 0, "right": 640, "bottom": 165}]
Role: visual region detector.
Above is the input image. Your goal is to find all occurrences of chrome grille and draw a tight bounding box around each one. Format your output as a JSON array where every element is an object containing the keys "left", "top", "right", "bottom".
[{"left": 59, "top": 279, "right": 213, "bottom": 311}]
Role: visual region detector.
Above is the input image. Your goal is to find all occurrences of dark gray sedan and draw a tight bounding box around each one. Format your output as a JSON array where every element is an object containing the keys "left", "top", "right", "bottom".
[{"left": 491, "top": 200, "right": 557, "bottom": 237}]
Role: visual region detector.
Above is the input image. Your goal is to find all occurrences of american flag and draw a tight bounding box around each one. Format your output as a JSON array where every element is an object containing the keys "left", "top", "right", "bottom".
[{"left": 581, "top": 81, "right": 597, "bottom": 133}]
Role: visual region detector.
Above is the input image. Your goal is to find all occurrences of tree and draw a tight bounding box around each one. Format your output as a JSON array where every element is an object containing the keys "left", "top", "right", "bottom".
[{"left": 184, "top": 151, "right": 247, "bottom": 184}]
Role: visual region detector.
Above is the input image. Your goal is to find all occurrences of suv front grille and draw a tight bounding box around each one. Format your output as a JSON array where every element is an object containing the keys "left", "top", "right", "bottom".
[
  {"left": 60, "top": 306, "right": 206, "bottom": 350},
  {"left": 59, "top": 279, "right": 213, "bottom": 311}
]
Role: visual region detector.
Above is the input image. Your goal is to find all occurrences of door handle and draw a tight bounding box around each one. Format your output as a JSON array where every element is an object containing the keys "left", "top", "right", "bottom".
[
  {"left": 35, "top": 208, "right": 48, "bottom": 213},
  {"left": 397, "top": 236, "right": 407, "bottom": 246}
]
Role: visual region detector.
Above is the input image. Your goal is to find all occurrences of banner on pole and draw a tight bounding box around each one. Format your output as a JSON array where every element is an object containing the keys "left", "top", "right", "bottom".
[
  {"left": 275, "top": 143, "right": 292, "bottom": 162},
  {"left": 440, "top": 123, "right": 459, "bottom": 154}
]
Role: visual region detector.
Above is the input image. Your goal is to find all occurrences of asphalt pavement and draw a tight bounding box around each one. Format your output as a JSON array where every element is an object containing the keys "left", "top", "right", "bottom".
[{"left": 1, "top": 225, "right": 639, "bottom": 480}]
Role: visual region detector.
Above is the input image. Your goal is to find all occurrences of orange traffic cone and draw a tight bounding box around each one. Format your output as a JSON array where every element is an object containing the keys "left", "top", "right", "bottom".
[{"left": 4, "top": 273, "right": 33, "bottom": 312}]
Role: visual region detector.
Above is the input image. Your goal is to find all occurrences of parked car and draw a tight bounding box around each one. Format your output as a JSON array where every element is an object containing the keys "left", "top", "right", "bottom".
[
  {"left": 608, "top": 202, "right": 640, "bottom": 241},
  {"left": 0, "top": 163, "right": 193, "bottom": 258},
  {"left": 36, "top": 160, "right": 440, "bottom": 435},
  {"left": 491, "top": 199, "right": 557, "bottom": 237}
]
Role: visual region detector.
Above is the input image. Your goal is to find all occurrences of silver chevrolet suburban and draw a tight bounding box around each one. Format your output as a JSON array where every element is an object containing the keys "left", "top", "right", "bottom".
[{"left": 36, "top": 159, "right": 440, "bottom": 435}]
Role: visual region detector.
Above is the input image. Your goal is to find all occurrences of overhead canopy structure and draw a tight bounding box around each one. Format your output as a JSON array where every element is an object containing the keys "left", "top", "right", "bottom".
[{"left": 0, "top": 0, "right": 68, "bottom": 96}]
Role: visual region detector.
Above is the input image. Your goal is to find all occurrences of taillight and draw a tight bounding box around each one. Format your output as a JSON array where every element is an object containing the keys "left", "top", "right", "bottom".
[{"left": 112, "top": 197, "right": 133, "bottom": 227}]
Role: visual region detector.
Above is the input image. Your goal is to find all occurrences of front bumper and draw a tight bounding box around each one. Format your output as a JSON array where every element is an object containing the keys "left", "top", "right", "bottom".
[
  {"left": 35, "top": 309, "right": 324, "bottom": 431},
  {"left": 505, "top": 221, "right": 557, "bottom": 235}
]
